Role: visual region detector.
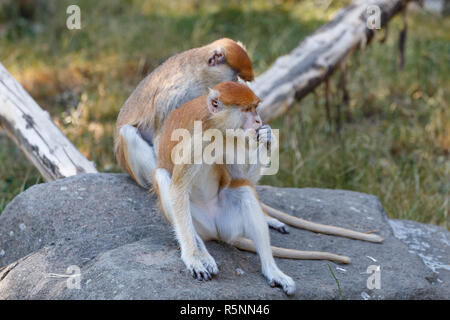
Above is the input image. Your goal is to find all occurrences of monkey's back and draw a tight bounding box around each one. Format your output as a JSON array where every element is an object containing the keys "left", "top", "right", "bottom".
[{"left": 114, "top": 46, "right": 206, "bottom": 170}]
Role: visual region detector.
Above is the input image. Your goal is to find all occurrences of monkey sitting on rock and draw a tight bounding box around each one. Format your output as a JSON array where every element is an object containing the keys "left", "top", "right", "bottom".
[{"left": 114, "top": 39, "right": 383, "bottom": 295}]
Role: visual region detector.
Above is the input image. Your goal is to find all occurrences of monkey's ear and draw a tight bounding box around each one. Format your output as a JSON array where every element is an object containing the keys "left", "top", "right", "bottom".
[
  {"left": 208, "top": 47, "right": 226, "bottom": 66},
  {"left": 207, "top": 89, "right": 223, "bottom": 114}
]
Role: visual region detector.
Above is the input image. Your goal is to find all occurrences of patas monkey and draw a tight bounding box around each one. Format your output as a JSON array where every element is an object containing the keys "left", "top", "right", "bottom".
[
  {"left": 154, "top": 82, "right": 298, "bottom": 294},
  {"left": 115, "top": 38, "right": 383, "bottom": 245},
  {"left": 154, "top": 82, "right": 360, "bottom": 295}
]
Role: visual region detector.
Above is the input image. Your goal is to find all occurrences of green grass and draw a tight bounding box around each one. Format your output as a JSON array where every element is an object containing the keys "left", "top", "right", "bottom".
[
  {"left": 327, "top": 262, "right": 343, "bottom": 300},
  {"left": 0, "top": 0, "right": 448, "bottom": 228}
]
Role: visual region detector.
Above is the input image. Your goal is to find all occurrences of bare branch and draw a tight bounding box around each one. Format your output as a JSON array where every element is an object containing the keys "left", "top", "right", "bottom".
[
  {"left": 251, "top": 0, "right": 412, "bottom": 122},
  {"left": 0, "top": 63, "right": 97, "bottom": 181}
]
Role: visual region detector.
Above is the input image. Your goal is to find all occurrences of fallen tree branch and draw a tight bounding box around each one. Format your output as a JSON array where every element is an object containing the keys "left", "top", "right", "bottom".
[
  {"left": 0, "top": 63, "right": 97, "bottom": 181},
  {"left": 251, "top": 0, "right": 413, "bottom": 122}
]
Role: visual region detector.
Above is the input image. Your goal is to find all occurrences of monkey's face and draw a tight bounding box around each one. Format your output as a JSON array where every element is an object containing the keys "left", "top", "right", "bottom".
[
  {"left": 205, "top": 39, "right": 254, "bottom": 85},
  {"left": 212, "top": 107, "right": 261, "bottom": 132},
  {"left": 207, "top": 82, "right": 262, "bottom": 132},
  {"left": 240, "top": 106, "right": 262, "bottom": 131}
]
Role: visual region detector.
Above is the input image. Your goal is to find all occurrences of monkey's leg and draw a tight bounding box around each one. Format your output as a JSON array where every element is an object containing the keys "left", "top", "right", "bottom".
[
  {"left": 154, "top": 168, "right": 218, "bottom": 280},
  {"left": 119, "top": 125, "right": 157, "bottom": 188},
  {"left": 218, "top": 185, "right": 295, "bottom": 295},
  {"left": 233, "top": 237, "right": 350, "bottom": 264},
  {"left": 261, "top": 203, "right": 384, "bottom": 243}
]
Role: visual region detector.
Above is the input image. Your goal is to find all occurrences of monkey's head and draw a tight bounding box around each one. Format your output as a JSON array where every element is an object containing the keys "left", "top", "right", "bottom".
[
  {"left": 207, "top": 81, "right": 261, "bottom": 131},
  {"left": 205, "top": 38, "right": 254, "bottom": 83}
]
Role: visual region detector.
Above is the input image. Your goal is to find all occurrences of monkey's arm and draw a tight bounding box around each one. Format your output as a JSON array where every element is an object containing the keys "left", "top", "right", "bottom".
[{"left": 261, "top": 202, "right": 384, "bottom": 243}]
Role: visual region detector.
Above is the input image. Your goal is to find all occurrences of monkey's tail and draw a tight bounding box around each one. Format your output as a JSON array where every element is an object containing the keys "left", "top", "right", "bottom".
[
  {"left": 233, "top": 237, "right": 351, "bottom": 264},
  {"left": 261, "top": 203, "right": 384, "bottom": 244}
]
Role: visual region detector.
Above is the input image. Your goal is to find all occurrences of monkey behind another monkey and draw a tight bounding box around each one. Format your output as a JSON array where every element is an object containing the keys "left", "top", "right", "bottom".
[{"left": 115, "top": 38, "right": 254, "bottom": 188}]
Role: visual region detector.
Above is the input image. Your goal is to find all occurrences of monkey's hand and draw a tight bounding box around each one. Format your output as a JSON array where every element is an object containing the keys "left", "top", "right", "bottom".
[{"left": 256, "top": 124, "right": 276, "bottom": 150}]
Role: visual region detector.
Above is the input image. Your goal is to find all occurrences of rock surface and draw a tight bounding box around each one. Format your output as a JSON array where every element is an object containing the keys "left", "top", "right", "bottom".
[
  {"left": 0, "top": 173, "right": 448, "bottom": 299},
  {"left": 388, "top": 219, "right": 449, "bottom": 297}
]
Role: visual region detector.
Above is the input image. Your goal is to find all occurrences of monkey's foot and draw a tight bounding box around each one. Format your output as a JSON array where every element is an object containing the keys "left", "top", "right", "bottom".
[
  {"left": 199, "top": 253, "right": 219, "bottom": 275},
  {"left": 264, "top": 269, "right": 296, "bottom": 296},
  {"left": 272, "top": 225, "right": 289, "bottom": 234},
  {"left": 266, "top": 217, "right": 290, "bottom": 234},
  {"left": 183, "top": 255, "right": 217, "bottom": 281}
]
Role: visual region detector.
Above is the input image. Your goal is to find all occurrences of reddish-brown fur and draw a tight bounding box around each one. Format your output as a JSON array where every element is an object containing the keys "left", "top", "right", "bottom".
[
  {"left": 114, "top": 38, "right": 254, "bottom": 176},
  {"left": 157, "top": 82, "right": 259, "bottom": 174},
  {"left": 228, "top": 178, "right": 253, "bottom": 189},
  {"left": 157, "top": 81, "right": 260, "bottom": 192},
  {"left": 212, "top": 38, "right": 254, "bottom": 81},
  {"left": 214, "top": 82, "right": 261, "bottom": 108},
  {"left": 157, "top": 95, "right": 210, "bottom": 173}
]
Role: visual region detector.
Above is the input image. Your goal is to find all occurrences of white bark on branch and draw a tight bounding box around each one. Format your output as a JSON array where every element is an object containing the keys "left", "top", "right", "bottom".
[
  {"left": 0, "top": 63, "right": 97, "bottom": 181},
  {"left": 251, "top": 0, "right": 412, "bottom": 122}
]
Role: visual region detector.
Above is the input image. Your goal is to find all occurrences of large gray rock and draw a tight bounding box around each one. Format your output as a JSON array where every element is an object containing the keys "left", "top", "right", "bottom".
[
  {"left": 388, "top": 219, "right": 450, "bottom": 297},
  {"left": 0, "top": 173, "right": 448, "bottom": 299}
]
